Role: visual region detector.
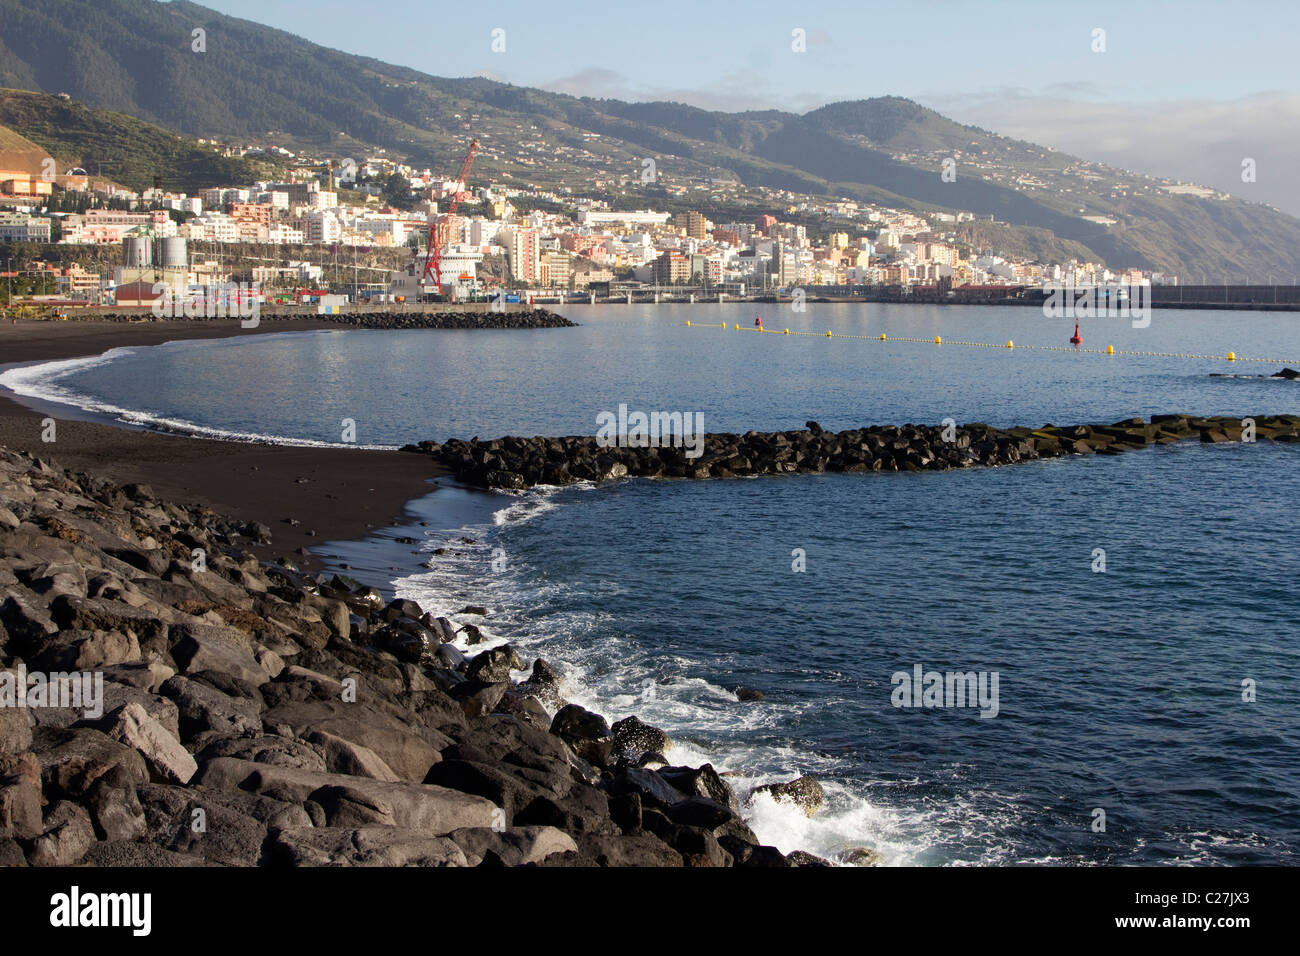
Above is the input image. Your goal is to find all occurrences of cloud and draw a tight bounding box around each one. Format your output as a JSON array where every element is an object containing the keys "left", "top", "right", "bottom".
[
  {"left": 539, "top": 67, "right": 826, "bottom": 113},
  {"left": 919, "top": 89, "right": 1300, "bottom": 217},
  {"left": 539, "top": 70, "right": 1300, "bottom": 218}
]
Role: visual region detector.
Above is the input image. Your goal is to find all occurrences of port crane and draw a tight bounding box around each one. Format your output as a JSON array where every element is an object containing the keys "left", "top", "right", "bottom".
[{"left": 422, "top": 138, "right": 479, "bottom": 294}]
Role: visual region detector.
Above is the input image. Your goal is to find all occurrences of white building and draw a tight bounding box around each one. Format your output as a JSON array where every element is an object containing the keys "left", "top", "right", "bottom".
[
  {"left": 576, "top": 210, "right": 672, "bottom": 227},
  {"left": 303, "top": 211, "right": 341, "bottom": 243}
]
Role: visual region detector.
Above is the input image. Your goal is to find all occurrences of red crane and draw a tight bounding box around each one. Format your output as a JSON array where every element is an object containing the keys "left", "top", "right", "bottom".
[{"left": 422, "top": 138, "right": 479, "bottom": 294}]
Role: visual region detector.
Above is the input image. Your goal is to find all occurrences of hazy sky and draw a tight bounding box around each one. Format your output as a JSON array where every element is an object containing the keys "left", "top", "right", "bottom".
[{"left": 196, "top": 0, "right": 1300, "bottom": 215}]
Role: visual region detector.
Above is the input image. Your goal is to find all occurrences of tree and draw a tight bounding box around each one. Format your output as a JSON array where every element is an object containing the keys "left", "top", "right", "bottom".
[{"left": 382, "top": 173, "right": 415, "bottom": 210}]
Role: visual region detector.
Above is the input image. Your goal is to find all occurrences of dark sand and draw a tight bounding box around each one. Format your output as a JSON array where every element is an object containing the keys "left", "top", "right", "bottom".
[{"left": 0, "top": 318, "right": 445, "bottom": 564}]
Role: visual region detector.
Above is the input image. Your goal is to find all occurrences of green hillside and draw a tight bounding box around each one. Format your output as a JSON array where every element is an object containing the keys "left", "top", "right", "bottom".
[{"left": 0, "top": 87, "right": 281, "bottom": 192}]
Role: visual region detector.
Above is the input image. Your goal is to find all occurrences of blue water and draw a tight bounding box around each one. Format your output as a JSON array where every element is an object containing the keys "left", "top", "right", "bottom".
[
  {"left": 4, "top": 303, "right": 1299, "bottom": 864},
  {"left": 6, "top": 303, "right": 1299, "bottom": 443}
]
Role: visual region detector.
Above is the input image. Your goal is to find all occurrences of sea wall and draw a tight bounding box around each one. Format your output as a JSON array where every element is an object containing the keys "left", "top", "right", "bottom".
[
  {"left": 405, "top": 414, "right": 1300, "bottom": 489},
  {"left": 0, "top": 447, "right": 823, "bottom": 867}
]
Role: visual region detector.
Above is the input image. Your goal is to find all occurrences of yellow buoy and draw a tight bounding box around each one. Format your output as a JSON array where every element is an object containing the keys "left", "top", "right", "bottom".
[
  {"left": 935, "top": 335, "right": 942, "bottom": 344},
  {"left": 1006, "top": 340, "right": 1014, "bottom": 349},
  {"left": 1227, "top": 351, "right": 1237, "bottom": 361},
  {"left": 826, "top": 331, "right": 832, "bottom": 337},
  {"left": 1106, "top": 344, "right": 1114, "bottom": 354},
  {"left": 733, "top": 323, "right": 739, "bottom": 329},
  {"left": 686, "top": 320, "right": 691, "bottom": 326},
  {"left": 880, "top": 333, "right": 887, "bottom": 340},
  {"left": 783, "top": 328, "right": 789, "bottom": 335},
  {"left": 721, "top": 322, "right": 725, "bottom": 328}
]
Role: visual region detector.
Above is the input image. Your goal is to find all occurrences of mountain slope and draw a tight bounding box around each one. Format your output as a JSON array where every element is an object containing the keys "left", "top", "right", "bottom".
[
  {"left": 0, "top": 88, "right": 282, "bottom": 192},
  {"left": 0, "top": 0, "right": 1296, "bottom": 280},
  {"left": 0, "top": 116, "right": 49, "bottom": 175}
]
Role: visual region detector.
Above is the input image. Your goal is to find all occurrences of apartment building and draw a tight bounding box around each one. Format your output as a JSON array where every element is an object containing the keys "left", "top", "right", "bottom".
[
  {"left": 652, "top": 249, "right": 690, "bottom": 284},
  {"left": 499, "top": 226, "right": 541, "bottom": 283},
  {"left": 0, "top": 211, "right": 51, "bottom": 242}
]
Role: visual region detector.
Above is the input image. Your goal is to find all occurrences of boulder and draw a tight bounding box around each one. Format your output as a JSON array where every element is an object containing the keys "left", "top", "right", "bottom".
[
  {"left": 465, "top": 645, "right": 523, "bottom": 683},
  {"left": 84, "top": 763, "right": 146, "bottom": 842},
  {"left": 195, "top": 734, "right": 327, "bottom": 773},
  {"left": 30, "top": 628, "right": 140, "bottom": 671},
  {"left": 422, "top": 758, "right": 553, "bottom": 820},
  {"left": 33, "top": 725, "right": 149, "bottom": 793},
  {"left": 0, "top": 753, "right": 43, "bottom": 840},
  {"left": 195, "top": 757, "right": 499, "bottom": 834},
  {"left": 169, "top": 623, "right": 267, "bottom": 687},
  {"left": 160, "top": 675, "right": 261, "bottom": 742},
  {"left": 450, "top": 679, "right": 509, "bottom": 719},
  {"left": 260, "top": 700, "right": 444, "bottom": 782},
  {"left": 841, "top": 846, "right": 883, "bottom": 866},
  {"left": 447, "top": 825, "right": 578, "bottom": 866},
  {"left": 100, "top": 661, "right": 175, "bottom": 693},
  {"left": 550, "top": 704, "right": 613, "bottom": 765},
  {"left": 82, "top": 841, "right": 205, "bottom": 867},
  {"left": 94, "top": 682, "right": 180, "bottom": 740},
  {"left": 0, "top": 701, "right": 33, "bottom": 754},
  {"left": 27, "top": 800, "right": 95, "bottom": 867},
  {"left": 270, "top": 827, "right": 467, "bottom": 867},
  {"left": 752, "top": 775, "right": 824, "bottom": 816},
  {"left": 106, "top": 702, "right": 196, "bottom": 785},
  {"left": 786, "top": 849, "right": 834, "bottom": 866},
  {"left": 609, "top": 766, "right": 687, "bottom": 809},
  {"left": 517, "top": 658, "right": 565, "bottom": 707},
  {"left": 303, "top": 730, "right": 400, "bottom": 782},
  {"left": 611, "top": 715, "right": 670, "bottom": 759},
  {"left": 659, "top": 764, "right": 740, "bottom": 812},
  {"left": 573, "top": 832, "right": 682, "bottom": 867}
]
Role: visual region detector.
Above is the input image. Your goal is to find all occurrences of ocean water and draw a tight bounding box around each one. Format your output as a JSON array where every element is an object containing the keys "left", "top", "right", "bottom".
[{"left": 5, "top": 303, "right": 1299, "bottom": 864}]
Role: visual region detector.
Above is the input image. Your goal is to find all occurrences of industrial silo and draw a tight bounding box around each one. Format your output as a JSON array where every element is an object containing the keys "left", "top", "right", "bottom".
[
  {"left": 156, "top": 237, "right": 188, "bottom": 268},
  {"left": 123, "top": 236, "right": 152, "bottom": 268}
]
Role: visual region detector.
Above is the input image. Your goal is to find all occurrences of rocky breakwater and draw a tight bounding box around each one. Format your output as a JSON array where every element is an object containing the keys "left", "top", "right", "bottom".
[
  {"left": 404, "top": 414, "right": 1300, "bottom": 490},
  {"left": 0, "top": 446, "right": 827, "bottom": 867}
]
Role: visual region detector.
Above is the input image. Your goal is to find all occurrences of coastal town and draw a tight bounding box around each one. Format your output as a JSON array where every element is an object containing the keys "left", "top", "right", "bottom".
[{"left": 0, "top": 129, "right": 1180, "bottom": 311}]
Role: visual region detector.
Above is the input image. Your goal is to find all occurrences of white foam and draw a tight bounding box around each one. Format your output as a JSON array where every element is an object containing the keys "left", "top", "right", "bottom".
[{"left": 384, "top": 484, "right": 979, "bottom": 866}]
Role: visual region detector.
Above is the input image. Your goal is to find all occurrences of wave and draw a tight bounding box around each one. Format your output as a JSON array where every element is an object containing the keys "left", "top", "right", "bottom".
[{"left": 383, "top": 482, "right": 1047, "bottom": 867}]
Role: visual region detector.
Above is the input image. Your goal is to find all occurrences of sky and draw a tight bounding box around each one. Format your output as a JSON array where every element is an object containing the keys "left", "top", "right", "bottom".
[{"left": 196, "top": 0, "right": 1300, "bottom": 216}]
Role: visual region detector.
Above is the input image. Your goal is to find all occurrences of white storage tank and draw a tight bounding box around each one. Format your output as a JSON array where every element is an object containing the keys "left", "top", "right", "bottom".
[
  {"left": 122, "top": 236, "right": 152, "bottom": 268},
  {"left": 156, "top": 237, "right": 188, "bottom": 268}
]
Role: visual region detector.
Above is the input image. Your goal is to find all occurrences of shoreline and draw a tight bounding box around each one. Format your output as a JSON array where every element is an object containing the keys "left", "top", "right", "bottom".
[
  {"left": 0, "top": 318, "right": 447, "bottom": 567},
  {"left": 1, "top": 445, "right": 814, "bottom": 867},
  {"left": 0, "top": 318, "right": 849, "bottom": 867}
]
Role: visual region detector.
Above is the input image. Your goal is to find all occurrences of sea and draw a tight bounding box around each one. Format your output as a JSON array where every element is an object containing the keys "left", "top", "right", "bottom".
[{"left": 4, "top": 302, "right": 1298, "bottom": 865}]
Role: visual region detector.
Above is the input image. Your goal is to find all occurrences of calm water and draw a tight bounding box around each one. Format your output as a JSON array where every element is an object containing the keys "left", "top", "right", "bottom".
[
  {"left": 5, "top": 303, "right": 1299, "bottom": 864},
  {"left": 7, "top": 303, "right": 1300, "bottom": 443}
]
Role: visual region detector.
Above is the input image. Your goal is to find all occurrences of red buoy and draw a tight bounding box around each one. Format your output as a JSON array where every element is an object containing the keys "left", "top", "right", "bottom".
[
  {"left": 1070, "top": 321, "right": 1082, "bottom": 346},
  {"left": 755, "top": 315, "right": 763, "bottom": 328}
]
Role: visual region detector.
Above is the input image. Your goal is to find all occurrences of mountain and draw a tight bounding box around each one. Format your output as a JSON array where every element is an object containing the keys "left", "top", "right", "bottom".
[
  {"left": 0, "top": 0, "right": 1297, "bottom": 281},
  {"left": 0, "top": 88, "right": 281, "bottom": 193},
  {"left": 0, "top": 116, "right": 49, "bottom": 175}
]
